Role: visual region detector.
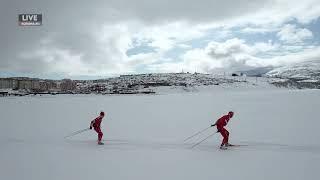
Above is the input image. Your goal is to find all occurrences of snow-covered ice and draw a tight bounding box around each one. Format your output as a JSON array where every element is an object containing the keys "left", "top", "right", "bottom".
[{"left": 1, "top": 86, "right": 320, "bottom": 180}]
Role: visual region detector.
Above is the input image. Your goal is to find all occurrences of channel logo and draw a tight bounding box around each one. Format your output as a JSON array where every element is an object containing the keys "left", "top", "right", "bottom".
[{"left": 19, "top": 14, "right": 42, "bottom": 26}]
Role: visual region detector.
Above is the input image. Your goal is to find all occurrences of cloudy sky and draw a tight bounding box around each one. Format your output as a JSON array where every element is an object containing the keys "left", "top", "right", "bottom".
[{"left": 1, "top": 0, "right": 320, "bottom": 79}]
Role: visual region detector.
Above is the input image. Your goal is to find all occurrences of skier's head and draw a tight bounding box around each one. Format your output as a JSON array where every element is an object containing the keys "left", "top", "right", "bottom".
[
  {"left": 228, "top": 111, "right": 234, "bottom": 118},
  {"left": 100, "top": 111, "right": 105, "bottom": 117}
]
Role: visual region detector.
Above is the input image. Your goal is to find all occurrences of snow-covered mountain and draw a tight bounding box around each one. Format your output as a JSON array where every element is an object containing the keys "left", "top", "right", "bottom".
[
  {"left": 266, "top": 60, "right": 320, "bottom": 80},
  {"left": 264, "top": 61, "right": 320, "bottom": 89}
]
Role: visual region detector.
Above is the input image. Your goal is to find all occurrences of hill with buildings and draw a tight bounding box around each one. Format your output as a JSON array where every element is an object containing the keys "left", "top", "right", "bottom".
[{"left": 1, "top": 67, "right": 320, "bottom": 96}]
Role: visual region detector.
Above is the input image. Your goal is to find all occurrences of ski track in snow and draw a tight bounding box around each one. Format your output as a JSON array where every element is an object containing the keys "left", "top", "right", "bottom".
[{"left": 3, "top": 137, "right": 320, "bottom": 155}]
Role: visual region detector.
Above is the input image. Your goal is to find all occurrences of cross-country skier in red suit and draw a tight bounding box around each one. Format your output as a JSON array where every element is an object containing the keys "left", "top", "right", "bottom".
[
  {"left": 211, "top": 111, "right": 234, "bottom": 149},
  {"left": 90, "top": 111, "right": 105, "bottom": 145}
]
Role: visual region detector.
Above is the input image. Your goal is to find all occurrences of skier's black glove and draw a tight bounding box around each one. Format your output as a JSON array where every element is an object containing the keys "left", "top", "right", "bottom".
[
  {"left": 89, "top": 126, "right": 92, "bottom": 129},
  {"left": 211, "top": 124, "right": 216, "bottom": 127}
]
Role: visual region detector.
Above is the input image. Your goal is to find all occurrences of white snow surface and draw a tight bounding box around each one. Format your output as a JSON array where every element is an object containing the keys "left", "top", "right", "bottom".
[{"left": 1, "top": 85, "right": 320, "bottom": 180}]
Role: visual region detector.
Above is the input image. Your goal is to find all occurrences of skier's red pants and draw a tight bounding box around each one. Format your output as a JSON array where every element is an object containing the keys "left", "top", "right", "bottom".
[
  {"left": 218, "top": 127, "right": 229, "bottom": 146},
  {"left": 94, "top": 127, "right": 103, "bottom": 142}
]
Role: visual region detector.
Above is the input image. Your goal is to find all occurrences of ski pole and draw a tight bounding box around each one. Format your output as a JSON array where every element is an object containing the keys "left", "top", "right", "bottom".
[
  {"left": 190, "top": 132, "right": 217, "bottom": 148},
  {"left": 183, "top": 126, "right": 212, "bottom": 142},
  {"left": 64, "top": 128, "right": 90, "bottom": 138}
]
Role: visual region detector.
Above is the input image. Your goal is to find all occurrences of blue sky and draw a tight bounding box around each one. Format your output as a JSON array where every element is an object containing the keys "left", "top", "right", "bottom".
[{"left": 1, "top": 0, "right": 320, "bottom": 79}]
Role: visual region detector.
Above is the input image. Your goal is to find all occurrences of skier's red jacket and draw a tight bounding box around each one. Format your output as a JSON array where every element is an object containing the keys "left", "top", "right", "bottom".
[
  {"left": 90, "top": 116, "right": 103, "bottom": 129},
  {"left": 215, "top": 114, "right": 231, "bottom": 129}
]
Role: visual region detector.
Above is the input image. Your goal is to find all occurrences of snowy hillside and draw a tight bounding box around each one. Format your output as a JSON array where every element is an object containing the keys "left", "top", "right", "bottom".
[
  {"left": 81, "top": 73, "right": 243, "bottom": 93},
  {"left": 265, "top": 61, "right": 320, "bottom": 88},
  {"left": 266, "top": 60, "right": 320, "bottom": 80},
  {"left": 77, "top": 73, "right": 276, "bottom": 94},
  {"left": 1, "top": 86, "right": 320, "bottom": 180}
]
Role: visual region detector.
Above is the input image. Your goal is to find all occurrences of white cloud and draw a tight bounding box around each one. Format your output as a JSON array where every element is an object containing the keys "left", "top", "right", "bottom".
[
  {"left": 146, "top": 62, "right": 184, "bottom": 73},
  {"left": 177, "top": 38, "right": 259, "bottom": 73},
  {"left": 1, "top": 0, "right": 320, "bottom": 78},
  {"left": 277, "top": 24, "right": 313, "bottom": 44},
  {"left": 257, "top": 46, "right": 320, "bottom": 67},
  {"left": 127, "top": 52, "right": 160, "bottom": 67},
  {"left": 17, "top": 21, "right": 205, "bottom": 76},
  {"left": 18, "top": 47, "right": 89, "bottom": 76},
  {"left": 230, "top": 0, "right": 320, "bottom": 26},
  {"left": 134, "top": 22, "right": 206, "bottom": 52},
  {"left": 241, "top": 27, "right": 270, "bottom": 34},
  {"left": 205, "top": 38, "right": 253, "bottom": 58},
  {"left": 183, "top": 48, "right": 222, "bottom": 73},
  {"left": 105, "top": 0, "right": 320, "bottom": 26},
  {"left": 240, "top": 26, "right": 279, "bottom": 34},
  {"left": 17, "top": 23, "right": 138, "bottom": 76},
  {"left": 176, "top": 44, "right": 192, "bottom": 49},
  {"left": 150, "top": 38, "right": 320, "bottom": 73},
  {"left": 252, "top": 41, "right": 280, "bottom": 53}
]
